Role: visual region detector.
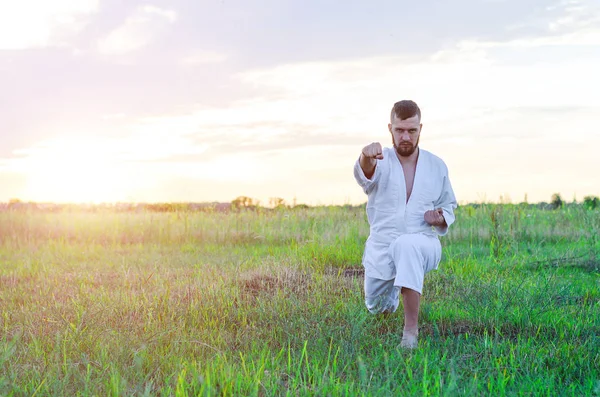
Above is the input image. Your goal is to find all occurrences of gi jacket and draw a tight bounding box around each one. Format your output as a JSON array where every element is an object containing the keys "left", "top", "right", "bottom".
[{"left": 354, "top": 147, "right": 458, "bottom": 279}]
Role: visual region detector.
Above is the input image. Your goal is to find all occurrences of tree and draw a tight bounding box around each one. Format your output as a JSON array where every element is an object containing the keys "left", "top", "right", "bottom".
[
  {"left": 583, "top": 195, "right": 599, "bottom": 210},
  {"left": 231, "top": 196, "right": 259, "bottom": 210},
  {"left": 269, "top": 197, "right": 287, "bottom": 209},
  {"left": 550, "top": 193, "right": 564, "bottom": 210}
]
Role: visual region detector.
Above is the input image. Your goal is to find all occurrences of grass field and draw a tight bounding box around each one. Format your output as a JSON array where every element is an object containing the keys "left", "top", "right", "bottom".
[{"left": 1, "top": 204, "right": 599, "bottom": 396}]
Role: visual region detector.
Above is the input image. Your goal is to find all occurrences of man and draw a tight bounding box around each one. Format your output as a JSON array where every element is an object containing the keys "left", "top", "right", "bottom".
[{"left": 353, "top": 100, "right": 457, "bottom": 349}]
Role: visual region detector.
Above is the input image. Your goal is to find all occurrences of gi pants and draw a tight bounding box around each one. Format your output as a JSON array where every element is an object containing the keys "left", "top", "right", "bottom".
[{"left": 364, "top": 233, "right": 442, "bottom": 314}]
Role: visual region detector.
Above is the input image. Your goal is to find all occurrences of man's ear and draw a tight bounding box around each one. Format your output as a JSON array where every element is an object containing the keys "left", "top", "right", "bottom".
[{"left": 388, "top": 123, "right": 392, "bottom": 133}]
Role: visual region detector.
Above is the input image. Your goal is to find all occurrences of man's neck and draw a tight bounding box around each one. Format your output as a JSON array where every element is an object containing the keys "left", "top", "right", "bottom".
[{"left": 396, "top": 147, "right": 420, "bottom": 167}]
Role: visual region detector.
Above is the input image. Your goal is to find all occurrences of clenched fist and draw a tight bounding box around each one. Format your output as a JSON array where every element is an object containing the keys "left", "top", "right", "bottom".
[
  {"left": 424, "top": 208, "right": 446, "bottom": 227},
  {"left": 361, "top": 142, "right": 384, "bottom": 160}
]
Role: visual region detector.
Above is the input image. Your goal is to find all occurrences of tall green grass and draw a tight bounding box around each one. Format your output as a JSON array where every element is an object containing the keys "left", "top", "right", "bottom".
[{"left": 1, "top": 205, "right": 598, "bottom": 395}]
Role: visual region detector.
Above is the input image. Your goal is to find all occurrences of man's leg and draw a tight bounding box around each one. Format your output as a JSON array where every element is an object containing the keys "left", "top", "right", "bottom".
[
  {"left": 364, "top": 276, "right": 399, "bottom": 314},
  {"left": 401, "top": 287, "right": 420, "bottom": 332},
  {"left": 388, "top": 234, "right": 441, "bottom": 348},
  {"left": 401, "top": 287, "right": 420, "bottom": 348}
]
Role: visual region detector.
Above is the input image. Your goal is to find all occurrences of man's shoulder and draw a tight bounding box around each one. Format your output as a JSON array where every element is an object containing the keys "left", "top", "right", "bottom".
[{"left": 420, "top": 149, "right": 449, "bottom": 171}]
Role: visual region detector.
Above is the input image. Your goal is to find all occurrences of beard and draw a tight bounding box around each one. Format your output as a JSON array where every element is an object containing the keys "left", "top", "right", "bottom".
[{"left": 394, "top": 136, "right": 420, "bottom": 157}]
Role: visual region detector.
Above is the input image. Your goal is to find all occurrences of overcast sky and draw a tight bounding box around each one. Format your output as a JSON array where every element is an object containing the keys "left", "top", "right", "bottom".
[{"left": 0, "top": 0, "right": 598, "bottom": 205}]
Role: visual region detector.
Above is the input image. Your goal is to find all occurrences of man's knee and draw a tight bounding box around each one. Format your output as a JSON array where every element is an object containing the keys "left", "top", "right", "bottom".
[
  {"left": 391, "top": 234, "right": 420, "bottom": 251},
  {"left": 365, "top": 298, "right": 397, "bottom": 315},
  {"left": 365, "top": 299, "right": 386, "bottom": 315},
  {"left": 365, "top": 286, "right": 400, "bottom": 314},
  {"left": 389, "top": 235, "right": 422, "bottom": 271}
]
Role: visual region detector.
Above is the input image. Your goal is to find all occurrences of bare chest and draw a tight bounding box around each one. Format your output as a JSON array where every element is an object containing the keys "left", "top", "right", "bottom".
[{"left": 402, "top": 164, "right": 417, "bottom": 203}]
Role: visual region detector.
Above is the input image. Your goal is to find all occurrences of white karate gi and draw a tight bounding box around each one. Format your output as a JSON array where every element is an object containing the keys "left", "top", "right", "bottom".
[{"left": 353, "top": 147, "right": 457, "bottom": 313}]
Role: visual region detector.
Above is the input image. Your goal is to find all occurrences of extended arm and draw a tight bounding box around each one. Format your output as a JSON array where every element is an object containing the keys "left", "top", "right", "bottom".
[
  {"left": 360, "top": 142, "right": 383, "bottom": 180},
  {"left": 353, "top": 142, "right": 385, "bottom": 195}
]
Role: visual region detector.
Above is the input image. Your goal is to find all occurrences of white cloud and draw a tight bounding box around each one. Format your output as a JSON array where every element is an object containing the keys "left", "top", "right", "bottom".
[
  {"left": 110, "top": 8, "right": 599, "bottom": 204},
  {"left": 453, "top": 28, "right": 600, "bottom": 49},
  {"left": 504, "top": 0, "right": 600, "bottom": 46},
  {"left": 140, "top": 5, "right": 177, "bottom": 22},
  {"left": 97, "top": 5, "right": 177, "bottom": 55},
  {"left": 180, "top": 50, "right": 228, "bottom": 65},
  {"left": 547, "top": 0, "right": 599, "bottom": 31},
  {"left": 0, "top": 0, "right": 99, "bottom": 50},
  {"left": 101, "top": 113, "right": 126, "bottom": 120},
  {"left": 124, "top": 12, "right": 600, "bottom": 148},
  {"left": 4, "top": 0, "right": 598, "bottom": 204}
]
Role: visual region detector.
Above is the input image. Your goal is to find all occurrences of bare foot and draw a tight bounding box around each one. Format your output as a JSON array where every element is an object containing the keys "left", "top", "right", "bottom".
[{"left": 400, "top": 328, "right": 418, "bottom": 349}]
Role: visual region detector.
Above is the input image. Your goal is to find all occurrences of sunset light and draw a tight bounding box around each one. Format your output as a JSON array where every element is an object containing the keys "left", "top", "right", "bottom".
[
  {"left": 8, "top": 138, "right": 127, "bottom": 203},
  {"left": 1, "top": 0, "right": 598, "bottom": 205},
  {"left": 2, "top": 2, "right": 599, "bottom": 395}
]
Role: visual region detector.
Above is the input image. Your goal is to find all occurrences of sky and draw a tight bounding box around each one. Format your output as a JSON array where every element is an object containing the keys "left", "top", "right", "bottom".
[{"left": 0, "top": 0, "right": 599, "bottom": 206}]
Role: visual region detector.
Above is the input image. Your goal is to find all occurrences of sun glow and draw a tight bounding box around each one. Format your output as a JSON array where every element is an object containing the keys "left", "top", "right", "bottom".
[{"left": 12, "top": 137, "right": 128, "bottom": 203}]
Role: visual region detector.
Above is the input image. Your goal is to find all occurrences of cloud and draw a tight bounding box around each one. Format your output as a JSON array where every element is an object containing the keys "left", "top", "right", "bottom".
[
  {"left": 3, "top": 0, "right": 598, "bottom": 204},
  {"left": 115, "top": 11, "right": 599, "bottom": 160},
  {"left": 97, "top": 5, "right": 177, "bottom": 55},
  {"left": 94, "top": 6, "right": 598, "bottom": 204},
  {"left": 91, "top": 0, "right": 600, "bottom": 148},
  {"left": 452, "top": 27, "right": 600, "bottom": 49},
  {"left": 547, "top": 0, "right": 600, "bottom": 31},
  {"left": 180, "top": 50, "right": 228, "bottom": 65},
  {"left": 500, "top": 0, "right": 600, "bottom": 46},
  {"left": 0, "top": 0, "right": 99, "bottom": 50},
  {"left": 126, "top": 122, "right": 368, "bottom": 164}
]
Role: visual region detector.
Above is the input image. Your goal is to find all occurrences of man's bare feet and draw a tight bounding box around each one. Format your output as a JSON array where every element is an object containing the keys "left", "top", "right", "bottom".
[{"left": 400, "top": 328, "right": 418, "bottom": 349}]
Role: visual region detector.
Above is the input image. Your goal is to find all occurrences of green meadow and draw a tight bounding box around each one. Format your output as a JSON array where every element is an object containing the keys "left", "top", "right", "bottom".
[{"left": 0, "top": 204, "right": 599, "bottom": 396}]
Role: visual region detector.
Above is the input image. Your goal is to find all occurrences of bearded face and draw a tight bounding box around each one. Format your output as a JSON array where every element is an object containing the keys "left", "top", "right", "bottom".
[
  {"left": 388, "top": 114, "right": 422, "bottom": 158},
  {"left": 394, "top": 135, "right": 420, "bottom": 157}
]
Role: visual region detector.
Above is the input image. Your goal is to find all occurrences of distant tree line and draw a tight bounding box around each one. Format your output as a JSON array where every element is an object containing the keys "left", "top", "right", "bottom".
[
  {"left": 0, "top": 196, "right": 311, "bottom": 213},
  {"left": 2, "top": 194, "right": 598, "bottom": 213},
  {"left": 548, "top": 193, "right": 599, "bottom": 210}
]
